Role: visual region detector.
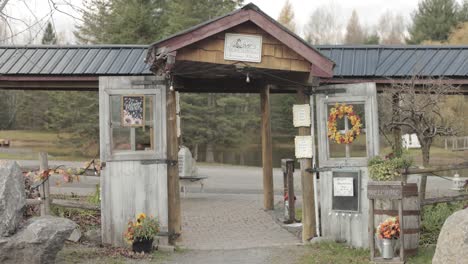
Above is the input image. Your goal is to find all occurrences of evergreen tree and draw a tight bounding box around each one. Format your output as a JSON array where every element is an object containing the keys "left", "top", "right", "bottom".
[
  {"left": 164, "top": 0, "right": 242, "bottom": 36},
  {"left": 364, "top": 33, "right": 380, "bottom": 44},
  {"left": 344, "top": 10, "right": 365, "bottom": 44},
  {"left": 75, "top": 0, "right": 168, "bottom": 44},
  {"left": 277, "top": 0, "right": 296, "bottom": 33},
  {"left": 74, "top": 0, "right": 111, "bottom": 44},
  {"left": 42, "top": 22, "right": 57, "bottom": 44},
  {"left": 408, "top": 0, "right": 460, "bottom": 44}
]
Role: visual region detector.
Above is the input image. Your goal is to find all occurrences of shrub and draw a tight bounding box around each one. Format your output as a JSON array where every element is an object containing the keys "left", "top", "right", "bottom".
[
  {"left": 420, "top": 201, "right": 467, "bottom": 245},
  {"left": 368, "top": 155, "right": 413, "bottom": 181}
]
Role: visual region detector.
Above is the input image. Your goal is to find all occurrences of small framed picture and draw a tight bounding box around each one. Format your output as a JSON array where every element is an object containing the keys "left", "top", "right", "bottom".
[{"left": 121, "top": 95, "right": 145, "bottom": 127}]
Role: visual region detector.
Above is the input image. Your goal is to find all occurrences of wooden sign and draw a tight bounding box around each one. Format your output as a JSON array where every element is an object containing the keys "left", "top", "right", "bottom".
[
  {"left": 295, "top": 136, "right": 313, "bottom": 158},
  {"left": 366, "top": 181, "right": 417, "bottom": 199},
  {"left": 293, "top": 104, "right": 311, "bottom": 127},
  {"left": 332, "top": 170, "right": 360, "bottom": 212},
  {"left": 122, "top": 95, "right": 145, "bottom": 127},
  {"left": 333, "top": 177, "right": 354, "bottom": 197},
  {"left": 224, "top": 33, "right": 262, "bottom": 62}
]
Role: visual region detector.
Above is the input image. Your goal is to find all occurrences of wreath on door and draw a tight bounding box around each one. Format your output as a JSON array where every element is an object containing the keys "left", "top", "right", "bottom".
[{"left": 327, "top": 103, "right": 362, "bottom": 144}]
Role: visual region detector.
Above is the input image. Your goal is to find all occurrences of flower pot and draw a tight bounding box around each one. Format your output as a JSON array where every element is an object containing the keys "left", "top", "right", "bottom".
[
  {"left": 382, "top": 239, "right": 395, "bottom": 259},
  {"left": 132, "top": 238, "right": 153, "bottom": 253}
]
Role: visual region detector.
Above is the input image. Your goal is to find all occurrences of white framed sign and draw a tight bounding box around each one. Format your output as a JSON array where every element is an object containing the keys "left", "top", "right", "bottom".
[
  {"left": 294, "top": 136, "right": 313, "bottom": 159},
  {"left": 224, "top": 33, "right": 262, "bottom": 63},
  {"left": 333, "top": 177, "right": 354, "bottom": 197},
  {"left": 293, "top": 104, "right": 311, "bottom": 127}
]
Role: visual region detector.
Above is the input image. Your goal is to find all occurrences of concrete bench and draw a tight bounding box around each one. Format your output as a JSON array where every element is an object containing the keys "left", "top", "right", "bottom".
[{"left": 179, "top": 176, "right": 207, "bottom": 196}]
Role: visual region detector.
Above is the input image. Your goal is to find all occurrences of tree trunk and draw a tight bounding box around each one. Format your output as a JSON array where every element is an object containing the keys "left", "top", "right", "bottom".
[
  {"left": 205, "top": 143, "right": 215, "bottom": 163},
  {"left": 193, "top": 143, "right": 198, "bottom": 161},
  {"left": 392, "top": 92, "right": 402, "bottom": 156},
  {"left": 239, "top": 152, "right": 245, "bottom": 165},
  {"left": 419, "top": 140, "right": 431, "bottom": 201}
]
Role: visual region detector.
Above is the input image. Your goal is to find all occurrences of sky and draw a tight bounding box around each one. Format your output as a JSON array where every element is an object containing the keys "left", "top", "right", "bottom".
[{"left": 0, "top": 0, "right": 461, "bottom": 44}]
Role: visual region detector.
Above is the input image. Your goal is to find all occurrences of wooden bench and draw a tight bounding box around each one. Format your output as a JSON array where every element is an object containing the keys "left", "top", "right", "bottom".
[
  {"left": 0, "top": 139, "right": 10, "bottom": 148},
  {"left": 179, "top": 176, "right": 207, "bottom": 197}
]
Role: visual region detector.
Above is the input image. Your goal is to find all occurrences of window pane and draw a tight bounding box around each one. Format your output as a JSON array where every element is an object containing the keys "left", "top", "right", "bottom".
[
  {"left": 329, "top": 141, "right": 346, "bottom": 158},
  {"left": 112, "top": 127, "right": 131, "bottom": 151},
  {"left": 349, "top": 130, "right": 367, "bottom": 157}
]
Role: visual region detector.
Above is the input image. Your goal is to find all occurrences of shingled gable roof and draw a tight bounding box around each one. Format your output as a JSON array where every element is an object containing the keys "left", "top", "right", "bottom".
[{"left": 147, "top": 3, "right": 334, "bottom": 78}]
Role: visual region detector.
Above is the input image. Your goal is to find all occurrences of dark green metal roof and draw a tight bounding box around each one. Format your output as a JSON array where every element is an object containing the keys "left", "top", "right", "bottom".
[
  {"left": 317, "top": 45, "right": 468, "bottom": 77},
  {"left": 0, "top": 45, "right": 151, "bottom": 76},
  {"left": 1, "top": 44, "right": 467, "bottom": 78}
]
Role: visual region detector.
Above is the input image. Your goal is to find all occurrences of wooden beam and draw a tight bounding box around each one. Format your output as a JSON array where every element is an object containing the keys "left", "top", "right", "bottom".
[
  {"left": 260, "top": 84, "right": 274, "bottom": 210},
  {"left": 39, "top": 152, "right": 50, "bottom": 216},
  {"left": 51, "top": 199, "right": 100, "bottom": 211},
  {"left": 421, "top": 194, "right": 468, "bottom": 206},
  {"left": 297, "top": 86, "right": 316, "bottom": 242},
  {"left": 166, "top": 81, "right": 182, "bottom": 244}
]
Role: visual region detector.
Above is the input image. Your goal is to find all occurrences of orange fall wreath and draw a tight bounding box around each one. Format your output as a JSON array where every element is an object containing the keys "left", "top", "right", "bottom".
[{"left": 327, "top": 103, "right": 362, "bottom": 144}]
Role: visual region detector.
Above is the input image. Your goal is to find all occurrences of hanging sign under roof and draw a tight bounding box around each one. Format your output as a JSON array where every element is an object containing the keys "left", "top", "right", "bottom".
[{"left": 224, "top": 33, "right": 262, "bottom": 63}]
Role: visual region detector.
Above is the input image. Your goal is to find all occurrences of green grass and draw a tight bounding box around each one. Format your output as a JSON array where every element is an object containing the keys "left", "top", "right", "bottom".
[
  {"left": 0, "top": 130, "right": 68, "bottom": 142},
  {"left": 0, "top": 130, "right": 90, "bottom": 161},
  {"left": 56, "top": 243, "right": 173, "bottom": 264},
  {"left": 299, "top": 242, "right": 435, "bottom": 264}
]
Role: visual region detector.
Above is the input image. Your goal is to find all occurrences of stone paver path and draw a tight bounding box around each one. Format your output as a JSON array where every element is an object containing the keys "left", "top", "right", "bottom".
[
  {"left": 165, "top": 245, "right": 308, "bottom": 264},
  {"left": 178, "top": 193, "right": 300, "bottom": 250}
]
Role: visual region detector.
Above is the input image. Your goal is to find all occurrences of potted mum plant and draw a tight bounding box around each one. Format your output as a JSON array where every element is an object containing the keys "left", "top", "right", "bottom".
[
  {"left": 376, "top": 217, "right": 400, "bottom": 259},
  {"left": 124, "top": 213, "right": 159, "bottom": 253}
]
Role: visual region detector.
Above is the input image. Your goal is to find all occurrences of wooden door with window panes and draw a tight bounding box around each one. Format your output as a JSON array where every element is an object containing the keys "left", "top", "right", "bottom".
[
  {"left": 315, "top": 82, "right": 379, "bottom": 248},
  {"left": 99, "top": 76, "right": 168, "bottom": 247}
]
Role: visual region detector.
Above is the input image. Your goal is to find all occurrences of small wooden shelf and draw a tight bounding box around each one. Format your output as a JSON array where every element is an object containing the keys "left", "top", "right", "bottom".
[{"left": 368, "top": 181, "right": 407, "bottom": 263}]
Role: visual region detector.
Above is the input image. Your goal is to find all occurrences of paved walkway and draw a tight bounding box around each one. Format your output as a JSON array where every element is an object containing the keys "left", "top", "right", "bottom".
[
  {"left": 178, "top": 193, "right": 300, "bottom": 250},
  {"left": 165, "top": 245, "right": 308, "bottom": 264}
]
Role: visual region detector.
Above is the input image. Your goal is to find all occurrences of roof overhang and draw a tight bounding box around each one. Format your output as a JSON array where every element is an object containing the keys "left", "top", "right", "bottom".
[{"left": 147, "top": 3, "right": 334, "bottom": 78}]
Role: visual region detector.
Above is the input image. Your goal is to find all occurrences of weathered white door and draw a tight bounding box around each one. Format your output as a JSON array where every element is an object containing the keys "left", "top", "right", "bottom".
[
  {"left": 99, "top": 76, "right": 168, "bottom": 246},
  {"left": 315, "top": 82, "right": 379, "bottom": 248}
]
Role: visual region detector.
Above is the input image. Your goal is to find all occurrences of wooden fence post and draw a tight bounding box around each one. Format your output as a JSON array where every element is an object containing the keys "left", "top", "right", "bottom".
[
  {"left": 39, "top": 152, "right": 50, "bottom": 215},
  {"left": 286, "top": 160, "right": 295, "bottom": 223}
]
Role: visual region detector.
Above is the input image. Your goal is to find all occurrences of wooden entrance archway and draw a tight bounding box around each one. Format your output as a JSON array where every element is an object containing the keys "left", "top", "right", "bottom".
[{"left": 145, "top": 3, "right": 334, "bottom": 244}]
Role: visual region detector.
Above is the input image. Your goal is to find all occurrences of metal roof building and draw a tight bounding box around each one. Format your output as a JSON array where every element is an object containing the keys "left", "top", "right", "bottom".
[
  {"left": 0, "top": 45, "right": 467, "bottom": 89},
  {"left": 317, "top": 45, "right": 468, "bottom": 79}
]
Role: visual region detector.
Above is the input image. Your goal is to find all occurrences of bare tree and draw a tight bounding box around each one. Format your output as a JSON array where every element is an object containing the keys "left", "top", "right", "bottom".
[
  {"left": 344, "top": 10, "right": 365, "bottom": 44},
  {"left": 380, "top": 77, "right": 461, "bottom": 200},
  {"left": 377, "top": 10, "right": 406, "bottom": 44},
  {"left": 303, "top": 3, "right": 343, "bottom": 45}
]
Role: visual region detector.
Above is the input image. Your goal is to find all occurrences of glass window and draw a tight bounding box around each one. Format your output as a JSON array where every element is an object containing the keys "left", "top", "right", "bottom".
[
  {"left": 327, "top": 103, "right": 367, "bottom": 159},
  {"left": 110, "top": 95, "right": 155, "bottom": 153}
]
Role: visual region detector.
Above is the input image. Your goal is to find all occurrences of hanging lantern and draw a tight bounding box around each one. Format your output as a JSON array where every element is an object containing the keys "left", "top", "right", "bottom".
[{"left": 451, "top": 173, "right": 464, "bottom": 191}]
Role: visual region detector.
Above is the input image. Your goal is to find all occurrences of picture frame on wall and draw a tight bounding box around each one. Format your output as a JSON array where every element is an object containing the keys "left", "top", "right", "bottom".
[{"left": 121, "top": 95, "right": 145, "bottom": 127}]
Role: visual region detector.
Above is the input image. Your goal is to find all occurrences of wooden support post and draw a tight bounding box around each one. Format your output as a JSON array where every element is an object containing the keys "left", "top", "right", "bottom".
[
  {"left": 166, "top": 83, "right": 181, "bottom": 244},
  {"left": 260, "top": 84, "right": 274, "bottom": 210},
  {"left": 399, "top": 199, "right": 405, "bottom": 261},
  {"left": 39, "top": 152, "right": 50, "bottom": 216},
  {"left": 369, "top": 198, "right": 375, "bottom": 260},
  {"left": 286, "top": 160, "right": 295, "bottom": 223},
  {"left": 297, "top": 87, "right": 316, "bottom": 242}
]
